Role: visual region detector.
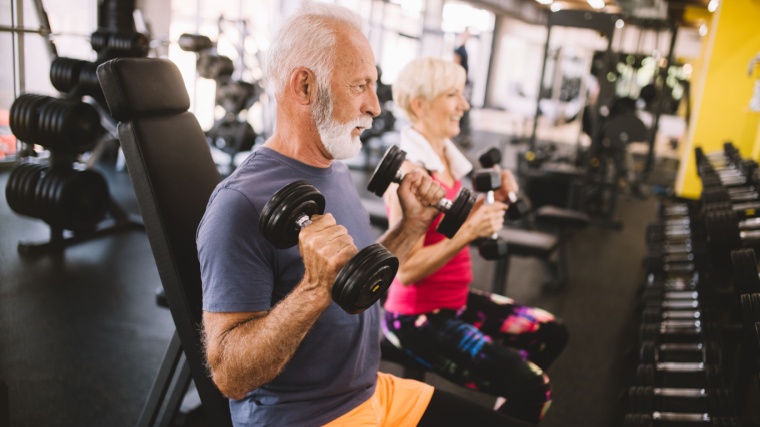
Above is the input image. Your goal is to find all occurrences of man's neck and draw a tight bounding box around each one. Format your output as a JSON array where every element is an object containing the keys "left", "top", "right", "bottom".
[{"left": 264, "top": 132, "right": 334, "bottom": 169}]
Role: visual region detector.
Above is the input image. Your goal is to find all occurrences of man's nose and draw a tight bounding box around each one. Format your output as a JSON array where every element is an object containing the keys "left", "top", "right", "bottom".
[{"left": 365, "top": 87, "right": 381, "bottom": 118}]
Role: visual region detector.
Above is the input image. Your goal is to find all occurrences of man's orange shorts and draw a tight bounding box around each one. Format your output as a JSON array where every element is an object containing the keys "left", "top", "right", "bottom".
[{"left": 323, "top": 372, "right": 434, "bottom": 427}]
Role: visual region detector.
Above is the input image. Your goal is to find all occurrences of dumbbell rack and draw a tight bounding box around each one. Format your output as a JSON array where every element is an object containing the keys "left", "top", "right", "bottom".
[
  {"left": 622, "top": 143, "right": 760, "bottom": 426},
  {"left": 4, "top": 0, "right": 147, "bottom": 257}
]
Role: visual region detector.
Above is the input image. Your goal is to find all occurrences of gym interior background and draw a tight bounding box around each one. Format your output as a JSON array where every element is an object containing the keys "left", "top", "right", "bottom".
[{"left": 2, "top": 0, "right": 760, "bottom": 426}]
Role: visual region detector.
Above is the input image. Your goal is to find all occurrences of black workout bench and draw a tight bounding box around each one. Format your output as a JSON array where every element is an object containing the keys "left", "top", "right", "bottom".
[{"left": 534, "top": 205, "right": 590, "bottom": 288}]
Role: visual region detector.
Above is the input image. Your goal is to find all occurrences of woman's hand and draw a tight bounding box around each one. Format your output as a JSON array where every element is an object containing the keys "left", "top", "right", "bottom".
[
  {"left": 458, "top": 196, "right": 507, "bottom": 242},
  {"left": 494, "top": 169, "right": 520, "bottom": 204}
]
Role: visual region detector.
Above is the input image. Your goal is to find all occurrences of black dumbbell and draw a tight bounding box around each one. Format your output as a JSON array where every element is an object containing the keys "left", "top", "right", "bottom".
[
  {"left": 478, "top": 146, "right": 529, "bottom": 221},
  {"left": 640, "top": 341, "right": 721, "bottom": 364},
  {"left": 472, "top": 169, "right": 508, "bottom": 260},
  {"left": 623, "top": 412, "right": 739, "bottom": 426},
  {"left": 703, "top": 209, "right": 760, "bottom": 272},
  {"left": 639, "top": 320, "right": 720, "bottom": 343},
  {"left": 731, "top": 249, "right": 760, "bottom": 295},
  {"left": 636, "top": 362, "right": 725, "bottom": 388},
  {"left": 259, "top": 180, "right": 399, "bottom": 314},
  {"left": 628, "top": 385, "right": 736, "bottom": 415},
  {"left": 367, "top": 145, "right": 476, "bottom": 238},
  {"left": 641, "top": 306, "right": 707, "bottom": 324}
]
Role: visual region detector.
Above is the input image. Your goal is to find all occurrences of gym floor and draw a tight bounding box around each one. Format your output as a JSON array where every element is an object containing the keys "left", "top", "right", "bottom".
[{"left": 0, "top": 123, "right": 661, "bottom": 427}]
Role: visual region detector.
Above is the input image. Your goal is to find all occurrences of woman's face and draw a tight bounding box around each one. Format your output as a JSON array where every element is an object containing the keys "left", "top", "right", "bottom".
[{"left": 417, "top": 83, "right": 470, "bottom": 140}]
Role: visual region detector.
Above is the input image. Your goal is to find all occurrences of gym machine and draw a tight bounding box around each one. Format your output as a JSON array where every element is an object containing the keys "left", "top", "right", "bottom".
[{"left": 178, "top": 28, "right": 264, "bottom": 176}]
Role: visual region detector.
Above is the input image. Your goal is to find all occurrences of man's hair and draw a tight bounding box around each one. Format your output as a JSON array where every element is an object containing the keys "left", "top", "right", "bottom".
[
  {"left": 264, "top": 1, "right": 364, "bottom": 97},
  {"left": 393, "top": 57, "right": 466, "bottom": 123}
]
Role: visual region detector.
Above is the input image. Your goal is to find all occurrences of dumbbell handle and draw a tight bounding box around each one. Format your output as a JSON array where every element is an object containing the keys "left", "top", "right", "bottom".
[
  {"left": 392, "top": 170, "right": 452, "bottom": 212},
  {"left": 650, "top": 412, "right": 713, "bottom": 422},
  {"left": 648, "top": 387, "right": 707, "bottom": 398},
  {"left": 296, "top": 215, "right": 312, "bottom": 229},
  {"left": 485, "top": 191, "right": 498, "bottom": 240},
  {"left": 656, "top": 361, "right": 705, "bottom": 372}
]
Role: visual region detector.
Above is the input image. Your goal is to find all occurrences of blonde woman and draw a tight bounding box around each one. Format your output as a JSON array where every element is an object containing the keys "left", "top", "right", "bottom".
[{"left": 382, "top": 57, "right": 569, "bottom": 425}]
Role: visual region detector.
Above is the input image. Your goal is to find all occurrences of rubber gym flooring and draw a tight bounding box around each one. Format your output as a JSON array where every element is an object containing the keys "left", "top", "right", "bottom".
[{"left": 0, "top": 132, "right": 658, "bottom": 427}]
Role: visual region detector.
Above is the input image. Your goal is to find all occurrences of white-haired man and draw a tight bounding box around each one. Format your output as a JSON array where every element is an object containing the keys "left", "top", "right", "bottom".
[{"left": 197, "top": 3, "right": 533, "bottom": 426}]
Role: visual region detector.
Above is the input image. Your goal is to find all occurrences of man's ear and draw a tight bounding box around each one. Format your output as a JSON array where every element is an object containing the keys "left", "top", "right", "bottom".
[{"left": 288, "top": 67, "right": 314, "bottom": 105}]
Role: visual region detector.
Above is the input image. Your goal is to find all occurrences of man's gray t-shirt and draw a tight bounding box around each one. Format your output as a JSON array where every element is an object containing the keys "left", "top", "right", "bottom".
[{"left": 197, "top": 147, "right": 380, "bottom": 426}]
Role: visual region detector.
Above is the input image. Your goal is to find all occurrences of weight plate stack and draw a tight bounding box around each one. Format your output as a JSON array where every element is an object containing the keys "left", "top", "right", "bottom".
[
  {"left": 437, "top": 187, "right": 475, "bottom": 239},
  {"left": 259, "top": 180, "right": 325, "bottom": 249},
  {"left": 332, "top": 243, "right": 399, "bottom": 314},
  {"left": 367, "top": 144, "right": 405, "bottom": 197}
]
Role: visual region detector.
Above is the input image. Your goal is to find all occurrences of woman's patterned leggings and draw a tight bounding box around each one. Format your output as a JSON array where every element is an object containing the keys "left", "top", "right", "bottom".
[{"left": 382, "top": 289, "right": 569, "bottom": 425}]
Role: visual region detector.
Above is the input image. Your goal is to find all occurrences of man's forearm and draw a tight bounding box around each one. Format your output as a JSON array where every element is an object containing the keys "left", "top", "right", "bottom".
[{"left": 207, "top": 282, "right": 331, "bottom": 400}]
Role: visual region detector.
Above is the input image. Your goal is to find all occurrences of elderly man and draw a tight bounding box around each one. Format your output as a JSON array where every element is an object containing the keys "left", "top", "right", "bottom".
[{"left": 197, "top": 3, "right": 533, "bottom": 426}]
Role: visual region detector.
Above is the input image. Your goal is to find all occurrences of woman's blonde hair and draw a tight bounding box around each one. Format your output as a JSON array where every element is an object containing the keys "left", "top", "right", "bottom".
[{"left": 392, "top": 57, "right": 466, "bottom": 123}]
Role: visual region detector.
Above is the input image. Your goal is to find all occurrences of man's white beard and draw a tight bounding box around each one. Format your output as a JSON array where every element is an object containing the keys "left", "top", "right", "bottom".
[{"left": 312, "top": 85, "right": 372, "bottom": 160}]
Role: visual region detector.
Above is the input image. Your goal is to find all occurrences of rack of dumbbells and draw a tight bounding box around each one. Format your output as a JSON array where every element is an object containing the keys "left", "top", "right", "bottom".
[
  {"left": 623, "top": 142, "right": 760, "bottom": 426},
  {"left": 4, "top": 0, "right": 147, "bottom": 257}
]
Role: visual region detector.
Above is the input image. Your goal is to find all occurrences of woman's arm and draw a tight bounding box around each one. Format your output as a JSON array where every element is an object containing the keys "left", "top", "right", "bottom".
[{"left": 384, "top": 164, "right": 507, "bottom": 285}]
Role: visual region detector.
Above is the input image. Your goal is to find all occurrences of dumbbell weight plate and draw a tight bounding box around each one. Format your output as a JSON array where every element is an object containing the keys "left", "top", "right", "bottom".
[
  {"left": 367, "top": 144, "right": 405, "bottom": 197},
  {"left": 332, "top": 243, "right": 399, "bottom": 314},
  {"left": 48, "top": 168, "right": 76, "bottom": 227},
  {"left": 730, "top": 249, "right": 760, "bottom": 295},
  {"left": 19, "top": 164, "right": 45, "bottom": 217},
  {"left": 506, "top": 197, "right": 529, "bottom": 221},
  {"left": 5, "top": 163, "right": 29, "bottom": 215},
  {"left": 60, "top": 169, "right": 110, "bottom": 232},
  {"left": 437, "top": 187, "right": 476, "bottom": 239},
  {"left": 259, "top": 180, "right": 326, "bottom": 249},
  {"left": 30, "top": 166, "right": 52, "bottom": 223}
]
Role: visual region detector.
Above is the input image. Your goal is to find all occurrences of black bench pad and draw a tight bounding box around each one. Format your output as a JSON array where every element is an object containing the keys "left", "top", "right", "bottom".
[
  {"left": 498, "top": 228, "right": 557, "bottom": 258},
  {"left": 535, "top": 205, "right": 590, "bottom": 229}
]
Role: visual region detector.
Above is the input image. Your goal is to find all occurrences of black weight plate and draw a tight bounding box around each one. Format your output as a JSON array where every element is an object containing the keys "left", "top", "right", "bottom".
[
  {"left": 367, "top": 145, "right": 405, "bottom": 197},
  {"left": 639, "top": 341, "right": 657, "bottom": 363},
  {"left": 636, "top": 363, "right": 655, "bottom": 385},
  {"left": 14, "top": 163, "right": 40, "bottom": 215},
  {"left": 751, "top": 294, "right": 760, "bottom": 324},
  {"left": 437, "top": 187, "right": 475, "bottom": 239},
  {"left": 332, "top": 243, "right": 398, "bottom": 314},
  {"left": 36, "top": 101, "right": 57, "bottom": 149},
  {"left": 506, "top": 197, "right": 529, "bottom": 221},
  {"left": 19, "top": 164, "right": 44, "bottom": 217},
  {"left": 10, "top": 95, "right": 46, "bottom": 143},
  {"left": 478, "top": 238, "right": 508, "bottom": 260},
  {"left": 65, "top": 102, "right": 100, "bottom": 153},
  {"left": 41, "top": 167, "right": 67, "bottom": 225},
  {"left": 47, "top": 168, "right": 72, "bottom": 226},
  {"left": 259, "top": 181, "right": 325, "bottom": 249},
  {"left": 60, "top": 169, "right": 109, "bottom": 232},
  {"left": 741, "top": 294, "right": 755, "bottom": 329},
  {"left": 731, "top": 249, "right": 760, "bottom": 295},
  {"left": 32, "top": 167, "right": 53, "bottom": 222},
  {"left": 5, "top": 163, "right": 29, "bottom": 214}
]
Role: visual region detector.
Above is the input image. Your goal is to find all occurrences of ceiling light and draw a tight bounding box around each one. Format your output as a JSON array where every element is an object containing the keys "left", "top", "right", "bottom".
[
  {"left": 699, "top": 23, "right": 708, "bottom": 37},
  {"left": 615, "top": 19, "right": 624, "bottom": 29},
  {"left": 587, "top": 0, "right": 606, "bottom": 9},
  {"left": 535, "top": 0, "right": 553, "bottom": 4},
  {"left": 550, "top": 2, "right": 561, "bottom": 11},
  {"left": 707, "top": 0, "right": 719, "bottom": 12}
]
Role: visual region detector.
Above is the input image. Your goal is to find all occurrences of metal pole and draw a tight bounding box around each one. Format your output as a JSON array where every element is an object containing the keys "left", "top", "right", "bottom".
[
  {"left": 645, "top": 23, "right": 678, "bottom": 174},
  {"left": 530, "top": 22, "right": 552, "bottom": 152}
]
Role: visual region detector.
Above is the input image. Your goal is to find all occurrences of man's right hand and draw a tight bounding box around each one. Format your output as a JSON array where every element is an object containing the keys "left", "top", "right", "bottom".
[
  {"left": 298, "top": 213, "right": 358, "bottom": 299},
  {"left": 396, "top": 166, "right": 445, "bottom": 228}
]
